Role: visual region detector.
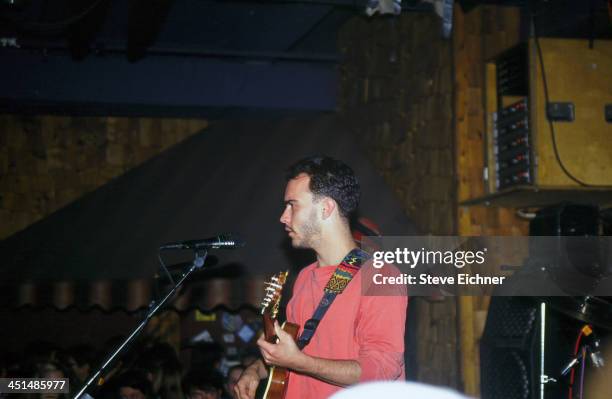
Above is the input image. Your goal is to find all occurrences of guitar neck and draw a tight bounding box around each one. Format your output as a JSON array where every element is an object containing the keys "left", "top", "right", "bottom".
[
  {"left": 260, "top": 270, "right": 289, "bottom": 345},
  {"left": 262, "top": 312, "right": 277, "bottom": 343}
]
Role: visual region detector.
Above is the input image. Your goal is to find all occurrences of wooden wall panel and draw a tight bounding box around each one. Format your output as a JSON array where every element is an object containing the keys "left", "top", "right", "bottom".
[
  {"left": 453, "top": 5, "right": 529, "bottom": 396},
  {"left": 531, "top": 39, "right": 612, "bottom": 186},
  {"left": 339, "top": 12, "right": 459, "bottom": 387},
  {"left": 0, "top": 115, "right": 208, "bottom": 239}
]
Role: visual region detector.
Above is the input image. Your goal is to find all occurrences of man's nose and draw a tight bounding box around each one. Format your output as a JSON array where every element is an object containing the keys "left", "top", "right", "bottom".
[{"left": 280, "top": 208, "right": 290, "bottom": 224}]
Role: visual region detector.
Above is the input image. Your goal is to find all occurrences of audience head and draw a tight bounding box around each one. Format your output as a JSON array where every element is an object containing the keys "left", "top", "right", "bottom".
[
  {"left": 183, "top": 368, "right": 224, "bottom": 399},
  {"left": 115, "top": 369, "right": 153, "bottom": 399},
  {"left": 135, "top": 342, "right": 183, "bottom": 399}
]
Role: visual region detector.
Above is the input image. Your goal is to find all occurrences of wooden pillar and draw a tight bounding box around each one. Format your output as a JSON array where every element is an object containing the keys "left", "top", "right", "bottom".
[{"left": 453, "top": 4, "right": 525, "bottom": 396}]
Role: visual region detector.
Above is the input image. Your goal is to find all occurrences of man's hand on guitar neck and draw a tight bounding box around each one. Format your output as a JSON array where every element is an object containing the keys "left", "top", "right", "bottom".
[
  {"left": 258, "top": 321, "right": 306, "bottom": 371},
  {"left": 259, "top": 321, "right": 362, "bottom": 387}
]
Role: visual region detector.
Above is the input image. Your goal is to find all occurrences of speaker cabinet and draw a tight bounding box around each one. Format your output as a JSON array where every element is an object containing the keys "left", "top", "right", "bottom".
[{"left": 481, "top": 297, "right": 577, "bottom": 399}]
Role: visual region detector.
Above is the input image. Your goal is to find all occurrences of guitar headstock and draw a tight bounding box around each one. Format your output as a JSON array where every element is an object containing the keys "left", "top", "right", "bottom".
[{"left": 260, "top": 271, "right": 289, "bottom": 319}]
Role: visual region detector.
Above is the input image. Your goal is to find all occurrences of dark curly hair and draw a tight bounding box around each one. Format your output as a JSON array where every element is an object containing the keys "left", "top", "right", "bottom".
[{"left": 286, "top": 155, "right": 360, "bottom": 219}]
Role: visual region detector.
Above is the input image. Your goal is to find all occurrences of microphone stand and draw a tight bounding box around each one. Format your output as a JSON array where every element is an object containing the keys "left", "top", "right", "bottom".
[{"left": 73, "top": 250, "right": 208, "bottom": 399}]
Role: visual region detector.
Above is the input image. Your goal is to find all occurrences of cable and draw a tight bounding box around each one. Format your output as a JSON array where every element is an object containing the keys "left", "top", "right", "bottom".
[
  {"left": 157, "top": 252, "right": 176, "bottom": 288},
  {"left": 531, "top": 12, "right": 612, "bottom": 188},
  {"left": 579, "top": 345, "right": 586, "bottom": 399},
  {"left": 568, "top": 327, "right": 585, "bottom": 399}
]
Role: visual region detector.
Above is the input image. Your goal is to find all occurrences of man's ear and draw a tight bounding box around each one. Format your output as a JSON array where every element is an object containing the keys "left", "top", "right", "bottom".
[{"left": 321, "top": 197, "right": 337, "bottom": 219}]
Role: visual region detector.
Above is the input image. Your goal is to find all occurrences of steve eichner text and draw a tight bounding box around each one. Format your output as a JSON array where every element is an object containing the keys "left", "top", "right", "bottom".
[
  {"left": 372, "top": 248, "right": 487, "bottom": 269},
  {"left": 372, "top": 273, "right": 506, "bottom": 285}
]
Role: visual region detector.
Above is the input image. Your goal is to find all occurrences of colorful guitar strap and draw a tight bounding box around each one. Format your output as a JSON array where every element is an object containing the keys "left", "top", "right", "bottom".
[{"left": 296, "top": 247, "right": 370, "bottom": 350}]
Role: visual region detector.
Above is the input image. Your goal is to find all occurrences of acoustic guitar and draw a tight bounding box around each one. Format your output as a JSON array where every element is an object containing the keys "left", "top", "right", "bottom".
[{"left": 257, "top": 271, "right": 300, "bottom": 399}]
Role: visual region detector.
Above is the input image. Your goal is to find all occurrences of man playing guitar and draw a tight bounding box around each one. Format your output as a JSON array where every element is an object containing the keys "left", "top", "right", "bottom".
[{"left": 235, "top": 156, "right": 407, "bottom": 399}]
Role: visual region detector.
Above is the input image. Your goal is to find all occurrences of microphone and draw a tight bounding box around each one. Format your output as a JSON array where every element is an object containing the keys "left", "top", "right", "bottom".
[
  {"left": 560, "top": 355, "right": 581, "bottom": 376},
  {"left": 159, "top": 234, "right": 245, "bottom": 250},
  {"left": 588, "top": 333, "right": 605, "bottom": 368}
]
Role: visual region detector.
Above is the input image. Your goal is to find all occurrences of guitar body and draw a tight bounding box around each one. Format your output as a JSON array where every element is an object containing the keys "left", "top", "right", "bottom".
[{"left": 260, "top": 321, "right": 300, "bottom": 399}]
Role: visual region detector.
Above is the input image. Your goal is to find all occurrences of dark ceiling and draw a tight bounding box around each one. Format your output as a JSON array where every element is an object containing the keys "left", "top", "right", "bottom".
[
  {"left": 1, "top": 0, "right": 376, "bottom": 61},
  {"left": 1, "top": 0, "right": 425, "bottom": 116},
  {"left": 0, "top": 0, "right": 610, "bottom": 116}
]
